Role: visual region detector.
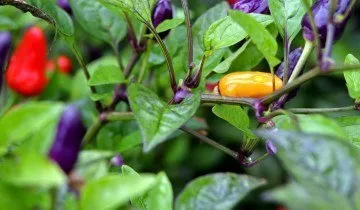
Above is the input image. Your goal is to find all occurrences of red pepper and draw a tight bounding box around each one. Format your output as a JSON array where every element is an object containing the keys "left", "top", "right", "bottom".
[
  {"left": 6, "top": 26, "right": 48, "bottom": 96},
  {"left": 46, "top": 55, "right": 73, "bottom": 74}
]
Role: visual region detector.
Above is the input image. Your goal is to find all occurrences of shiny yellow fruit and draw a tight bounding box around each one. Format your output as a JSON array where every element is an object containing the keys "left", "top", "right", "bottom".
[{"left": 219, "top": 71, "right": 283, "bottom": 98}]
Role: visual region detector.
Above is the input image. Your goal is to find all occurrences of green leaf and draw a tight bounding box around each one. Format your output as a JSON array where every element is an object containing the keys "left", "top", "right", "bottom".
[
  {"left": 265, "top": 182, "right": 353, "bottom": 210},
  {"left": 175, "top": 173, "right": 265, "bottom": 210},
  {"left": 156, "top": 18, "right": 184, "bottom": 33},
  {"left": 15, "top": 118, "right": 59, "bottom": 155},
  {"left": 90, "top": 92, "right": 113, "bottom": 102},
  {"left": 121, "top": 165, "right": 147, "bottom": 209},
  {"left": 121, "top": 166, "right": 173, "bottom": 210},
  {"left": 192, "top": 2, "right": 230, "bottom": 75},
  {"left": 229, "top": 10, "right": 280, "bottom": 67},
  {"left": 229, "top": 42, "right": 264, "bottom": 72},
  {"left": 128, "top": 84, "right": 201, "bottom": 152},
  {"left": 76, "top": 150, "right": 114, "bottom": 181},
  {"left": 344, "top": 54, "right": 360, "bottom": 99},
  {"left": 212, "top": 40, "right": 251, "bottom": 74},
  {"left": 69, "top": 0, "right": 126, "bottom": 45},
  {"left": 269, "top": 0, "right": 311, "bottom": 41},
  {"left": 204, "top": 14, "right": 273, "bottom": 52},
  {"left": 212, "top": 105, "right": 255, "bottom": 138},
  {"left": 335, "top": 116, "right": 360, "bottom": 146},
  {"left": 88, "top": 65, "right": 126, "bottom": 86},
  {"left": 0, "top": 15, "right": 17, "bottom": 30},
  {"left": 27, "top": 0, "right": 74, "bottom": 37},
  {"left": 116, "top": 131, "right": 142, "bottom": 153},
  {"left": 0, "top": 181, "right": 51, "bottom": 209},
  {"left": 71, "top": 56, "right": 119, "bottom": 100},
  {"left": 80, "top": 174, "right": 157, "bottom": 210},
  {"left": 0, "top": 153, "right": 66, "bottom": 187},
  {"left": 98, "top": 0, "right": 154, "bottom": 24},
  {"left": 256, "top": 130, "right": 360, "bottom": 197},
  {"left": 273, "top": 114, "right": 347, "bottom": 140},
  {"left": 147, "top": 172, "right": 173, "bottom": 210},
  {"left": 0, "top": 102, "right": 63, "bottom": 156}
]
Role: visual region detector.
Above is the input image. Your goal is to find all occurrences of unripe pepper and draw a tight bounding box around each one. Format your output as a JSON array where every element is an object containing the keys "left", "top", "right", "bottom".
[
  {"left": 302, "top": 0, "right": 351, "bottom": 47},
  {"left": 5, "top": 26, "right": 47, "bottom": 96},
  {"left": 272, "top": 48, "right": 303, "bottom": 109},
  {"left": 46, "top": 55, "right": 73, "bottom": 74},
  {"left": 0, "top": 32, "right": 12, "bottom": 91},
  {"left": 219, "top": 71, "right": 283, "bottom": 98},
  {"left": 152, "top": 0, "right": 173, "bottom": 38},
  {"left": 57, "top": 0, "right": 72, "bottom": 15},
  {"left": 231, "top": 0, "right": 269, "bottom": 14},
  {"left": 49, "top": 105, "right": 86, "bottom": 174}
]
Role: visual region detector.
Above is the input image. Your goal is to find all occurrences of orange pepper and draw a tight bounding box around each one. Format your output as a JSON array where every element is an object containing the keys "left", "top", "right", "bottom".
[{"left": 218, "top": 71, "right": 283, "bottom": 98}]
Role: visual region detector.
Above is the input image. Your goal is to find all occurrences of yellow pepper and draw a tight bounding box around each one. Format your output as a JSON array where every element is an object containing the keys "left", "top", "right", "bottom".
[{"left": 218, "top": 71, "right": 283, "bottom": 98}]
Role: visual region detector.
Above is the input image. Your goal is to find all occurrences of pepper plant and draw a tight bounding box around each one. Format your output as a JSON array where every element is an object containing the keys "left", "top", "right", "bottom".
[{"left": 0, "top": 0, "right": 360, "bottom": 209}]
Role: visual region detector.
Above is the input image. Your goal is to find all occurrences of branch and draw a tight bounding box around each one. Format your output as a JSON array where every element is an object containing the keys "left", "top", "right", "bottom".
[
  {"left": 0, "top": 0, "right": 54, "bottom": 25},
  {"left": 321, "top": 0, "right": 338, "bottom": 71},
  {"left": 181, "top": 126, "right": 238, "bottom": 159},
  {"left": 82, "top": 112, "right": 135, "bottom": 146},
  {"left": 289, "top": 105, "right": 356, "bottom": 113},
  {"left": 145, "top": 22, "right": 177, "bottom": 93},
  {"left": 200, "top": 94, "right": 255, "bottom": 107},
  {"left": 180, "top": 0, "right": 194, "bottom": 70}
]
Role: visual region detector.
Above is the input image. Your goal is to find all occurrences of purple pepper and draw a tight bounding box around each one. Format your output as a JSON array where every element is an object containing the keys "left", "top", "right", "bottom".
[
  {"left": 265, "top": 140, "right": 277, "bottom": 156},
  {"left": 272, "top": 48, "right": 303, "bottom": 110},
  {"left": 49, "top": 105, "right": 86, "bottom": 174},
  {"left": 231, "top": 0, "right": 269, "bottom": 14},
  {"left": 0, "top": 32, "right": 12, "bottom": 92},
  {"left": 57, "top": 0, "right": 72, "bottom": 15},
  {"left": 152, "top": 0, "right": 173, "bottom": 39},
  {"left": 302, "top": 0, "right": 351, "bottom": 48},
  {"left": 110, "top": 154, "right": 124, "bottom": 167}
]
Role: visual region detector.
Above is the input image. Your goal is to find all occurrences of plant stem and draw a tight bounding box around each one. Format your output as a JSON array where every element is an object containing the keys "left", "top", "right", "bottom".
[
  {"left": 0, "top": 0, "right": 54, "bottom": 25},
  {"left": 283, "top": 34, "right": 290, "bottom": 84},
  {"left": 181, "top": 126, "right": 239, "bottom": 159},
  {"left": 124, "top": 12, "right": 138, "bottom": 50},
  {"left": 124, "top": 52, "right": 140, "bottom": 78},
  {"left": 111, "top": 43, "right": 124, "bottom": 71},
  {"left": 200, "top": 94, "right": 255, "bottom": 107},
  {"left": 289, "top": 105, "right": 356, "bottom": 113},
  {"left": 181, "top": 0, "right": 194, "bottom": 70},
  {"left": 321, "top": 0, "right": 338, "bottom": 71},
  {"left": 82, "top": 112, "right": 136, "bottom": 145},
  {"left": 72, "top": 45, "right": 102, "bottom": 112},
  {"left": 263, "top": 64, "right": 360, "bottom": 105},
  {"left": 337, "top": 0, "right": 356, "bottom": 23},
  {"left": 146, "top": 23, "right": 177, "bottom": 93},
  {"left": 106, "top": 112, "right": 134, "bottom": 121},
  {"left": 288, "top": 40, "right": 314, "bottom": 82},
  {"left": 82, "top": 118, "right": 103, "bottom": 146},
  {"left": 301, "top": 0, "right": 322, "bottom": 60},
  {"left": 262, "top": 68, "right": 320, "bottom": 105},
  {"left": 138, "top": 40, "right": 152, "bottom": 83}
]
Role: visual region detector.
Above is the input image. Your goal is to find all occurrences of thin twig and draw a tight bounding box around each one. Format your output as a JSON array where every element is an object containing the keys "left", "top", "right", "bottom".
[
  {"left": 145, "top": 22, "right": 177, "bottom": 93},
  {"left": 111, "top": 43, "right": 124, "bottom": 71},
  {"left": 321, "top": 0, "right": 338, "bottom": 70},
  {"left": 289, "top": 105, "right": 356, "bottom": 113},
  {"left": 200, "top": 94, "right": 255, "bottom": 107},
  {"left": 181, "top": 126, "right": 239, "bottom": 159},
  {"left": 180, "top": 0, "right": 194, "bottom": 70},
  {"left": 336, "top": 0, "right": 356, "bottom": 23},
  {"left": 283, "top": 32, "right": 290, "bottom": 84},
  {"left": 0, "top": 0, "right": 54, "bottom": 25},
  {"left": 124, "top": 52, "right": 140, "bottom": 78},
  {"left": 72, "top": 45, "right": 103, "bottom": 112},
  {"left": 301, "top": 0, "right": 322, "bottom": 61}
]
